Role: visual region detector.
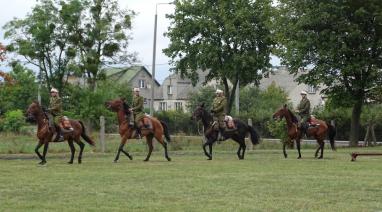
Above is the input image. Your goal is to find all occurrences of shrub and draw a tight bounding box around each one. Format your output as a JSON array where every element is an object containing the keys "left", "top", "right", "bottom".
[{"left": 1, "top": 110, "right": 25, "bottom": 133}]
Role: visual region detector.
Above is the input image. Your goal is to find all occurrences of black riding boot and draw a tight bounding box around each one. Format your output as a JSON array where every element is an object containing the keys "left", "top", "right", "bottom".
[
  {"left": 217, "top": 128, "right": 225, "bottom": 142},
  {"left": 53, "top": 126, "right": 64, "bottom": 142}
]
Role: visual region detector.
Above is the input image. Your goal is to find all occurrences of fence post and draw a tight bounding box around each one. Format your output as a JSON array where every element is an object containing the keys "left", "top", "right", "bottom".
[
  {"left": 247, "top": 118, "right": 253, "bottom": 150},
  {"left": 100, "top": 116, "right": 105, "bottom": 153}
]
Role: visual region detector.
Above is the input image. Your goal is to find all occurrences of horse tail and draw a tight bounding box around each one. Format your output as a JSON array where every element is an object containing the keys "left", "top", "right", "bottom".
[
  {"left": 79, "top": 121, "right": 96, "bottom": 146},
  {"left": 160, "top": 120, "right": 171, "bottom": 142},
  {"left": 247, "top": 125, "right": 260, "bottom": 145},
  {"left": 327, "top": 122, "right": 336, "bottom": 151}
]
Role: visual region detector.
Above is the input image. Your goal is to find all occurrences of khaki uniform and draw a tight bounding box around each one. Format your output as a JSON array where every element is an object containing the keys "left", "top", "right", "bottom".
[
  {"left": 131, "top": 95, "right": 145, "bottom": 126},
  {"left": 297, "top": 97, "right": 310, "bottom": 125},
  {"left": 211, "top": 96, "right": 227, "bottom": 130},
  {"left": 48, "top": 96, "right": 62, "bottom": 127}
]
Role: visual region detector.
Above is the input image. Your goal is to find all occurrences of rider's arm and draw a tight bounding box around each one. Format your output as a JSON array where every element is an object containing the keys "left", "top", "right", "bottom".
[
  {"left": 131, "top": 97, "right": 143, "bottom": 111},
  {"left": 214, "top": 98, "right": 227, "bottom": 113}
]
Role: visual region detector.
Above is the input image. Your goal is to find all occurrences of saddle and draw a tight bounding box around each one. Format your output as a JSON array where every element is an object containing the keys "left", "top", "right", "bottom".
[
  {"left": 59, "top": 116, "right": 74, "bottom": 134},
  {"left": 224, "top": 115, "right": 236, "bottom": 129},
  {"left": 138, "top": 116, "right": 153, "bottom": 130},
  {"left": 307, "top": 115, "right": 320, "bottom": 127}
]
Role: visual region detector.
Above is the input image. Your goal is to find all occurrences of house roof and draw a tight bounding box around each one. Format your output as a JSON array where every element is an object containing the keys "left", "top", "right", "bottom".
[{"left": 104, "top": 66, "right": 160, "bottom": 86}]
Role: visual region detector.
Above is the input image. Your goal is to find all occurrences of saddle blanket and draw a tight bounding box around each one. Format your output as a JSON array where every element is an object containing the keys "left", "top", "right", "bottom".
[{"left": 224, "top": 115, "right": 236, "bottom": 129}]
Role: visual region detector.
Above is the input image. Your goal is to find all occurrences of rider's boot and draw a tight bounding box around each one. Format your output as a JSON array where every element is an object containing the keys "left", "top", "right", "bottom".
[
  {"left": 217, "top": 128, "right": 225, "bottom": 143},
  {"left": 53, "top": 126, "right": 65, "bottom": 142}
]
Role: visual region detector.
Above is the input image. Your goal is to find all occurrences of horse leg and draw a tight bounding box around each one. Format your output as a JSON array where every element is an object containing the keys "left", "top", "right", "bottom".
[
  {"left": 202, "top": 139, "right": 213, "bottom": 160},
  {"left": 155, "top": 133, "right": 171, "bottom": 161},
  {"left": 40, "top": 142, "right": 49, "bottom": 165},
  {"left": 144, "top": 136, "right": 154, "bottom": 162},
  {"left": 235, "top": 138, "right": 246, "bottom": 160},
  {"left": 318, "top": 140, "right": 324, "bottom": 159},
  {"left": 283, "top": 142, "right": 288, "bottom": 158},
  {"left": 314, "top": 143, "right": 320, "bottom": 158},
  {"left": 35, "top": 141, "right": 44, "bottom": 162},
  {"left": 296, "top": 139, "right": 302, "bottom": 159},
  {"left": 74, "top": 139, "right": 84, "bottom": 164},
  {"left": 67, "top": 140, "right": 75, "bottom": 164},
  {"left": 114, "top": 135, "right": 130, "bottom": 162}
]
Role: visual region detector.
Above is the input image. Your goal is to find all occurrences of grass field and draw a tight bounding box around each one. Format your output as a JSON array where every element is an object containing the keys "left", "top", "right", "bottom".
[{"left": 1, "top": 134, "right": 382, "bottom": 211}]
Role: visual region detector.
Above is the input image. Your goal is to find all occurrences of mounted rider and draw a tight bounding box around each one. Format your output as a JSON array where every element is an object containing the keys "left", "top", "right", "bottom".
[
  {"left": 47, "top": 88, "right": 73, "bottom": 142},
  {"left": 211, "top": 89, "right": 227, "bottom": 141},
  {"left": 296, "top": 90, "right": 311, "bottom": 136},
  {"left": 129, "top": 88, "right": 152, "bottom": 137}
]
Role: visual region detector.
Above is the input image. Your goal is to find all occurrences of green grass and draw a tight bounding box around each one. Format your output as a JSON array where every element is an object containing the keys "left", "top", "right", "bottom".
[
  {"left": 1, "top": 134, "right": 382, "bottom": 211},
  {"left": 1, "top": 143, "right": 382, "bottom": 211}
]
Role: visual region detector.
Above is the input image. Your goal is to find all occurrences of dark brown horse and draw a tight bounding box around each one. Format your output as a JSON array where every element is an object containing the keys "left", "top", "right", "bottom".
[
  {"left": 191, "top": 103, "right": 259, "bottom": 160},
  {"left": 105, "top": 98, "right": 171, "bottom": 162},
  {"left": 26, "top": 101, "right": 95, "bottom": 165},
  {"left": 273, "top": 104, "right": 336, "bottom": 159}
]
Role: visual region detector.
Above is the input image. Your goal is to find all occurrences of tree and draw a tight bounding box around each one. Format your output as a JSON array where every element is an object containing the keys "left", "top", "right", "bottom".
[
  {"left": 0, "top": 43, "right": 5, "bottom": 61},
  {"left": 164, "top": 0, "right": 274, "bottom": 113},
  {"left": 0, "top": 63, "right": 38, "bottom": 112},
  {"left": 73, "top": 0, "right": 136, "bottom": 89},
  {"left": 3, "top": 0, "right": 83, "bottom": 92},
  {"left": 186, "top": 86, "right": 216, "bottom": 113},
  {"left": 275, "top": 0, "right": 382, "bottom": 146}
]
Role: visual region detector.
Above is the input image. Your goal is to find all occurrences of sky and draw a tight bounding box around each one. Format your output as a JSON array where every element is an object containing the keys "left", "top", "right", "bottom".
[{"left": 0, "top": 0, "right": 280, "bottom": 84}]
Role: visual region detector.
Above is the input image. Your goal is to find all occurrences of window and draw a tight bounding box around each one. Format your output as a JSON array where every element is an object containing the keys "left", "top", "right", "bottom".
[
  {"left": 167, "top": 85, "right": 173, "bottom": 95},
  {"left": 139, "top": 79, "right": 145, "bottom": 88},
  {"left": 159, "top": 102, "right": 167, "bottom": 111},
  {"left": 175, "top": 102, "right": 183, "bottom": 111},
  {"left": 307, "top": 85, "right": 316, "bottom": 94}
]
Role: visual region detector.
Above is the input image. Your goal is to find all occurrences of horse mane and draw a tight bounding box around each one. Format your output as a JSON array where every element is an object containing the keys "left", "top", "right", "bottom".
[
  {"left": 287, "top": 109, "right": 299, "bottom": 124},
  {"left": 122, "top": 101, "right": 130, "bottom": 116}
]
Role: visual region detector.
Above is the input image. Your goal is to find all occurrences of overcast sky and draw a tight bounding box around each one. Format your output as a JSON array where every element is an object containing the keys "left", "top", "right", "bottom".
[{"left": 0, "top": 0, "right": 280, "bottom": 83}]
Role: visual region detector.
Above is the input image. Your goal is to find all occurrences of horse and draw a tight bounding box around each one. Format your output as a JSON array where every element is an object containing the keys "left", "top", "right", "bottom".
[
  {"left": 26, "top": 101, "right": 95, "bottom": 165},
  {"left": 191, "top": 103, "right": 260, "bottom": 160},
  {"left": 272, "top": 104, "right": 336, "bottom": 159},
  {"left": 105, "top": 98, "right": 171, "bottom": 162}
]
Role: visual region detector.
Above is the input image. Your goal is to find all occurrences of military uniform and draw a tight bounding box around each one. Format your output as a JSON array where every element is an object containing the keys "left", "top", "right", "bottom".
[
  {"left": 211, "top": 95, "right": 227, "bottom": 130},
  {"left": 297, "top": 97, "right": 310, "bottom": 127},
  {"left": 48, "top": 96, "right": 62, "bottom": 127},
  {"left": 131, "top": 95, "right": 145, "bottom": 126}
]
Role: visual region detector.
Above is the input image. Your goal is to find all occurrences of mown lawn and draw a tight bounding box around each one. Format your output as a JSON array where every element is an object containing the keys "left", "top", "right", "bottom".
[{"left": 1, "top": 143, "right": 382, "bottom": 211}]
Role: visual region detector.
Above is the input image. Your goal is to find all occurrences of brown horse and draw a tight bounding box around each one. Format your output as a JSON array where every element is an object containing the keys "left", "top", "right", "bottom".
[
  {"left": 105, "top": 98, "right": 171, "bottom": 162},
  {"left": 26, "top": 101, "right": 95, "bottom": 165},
  {"left": 272, "top": 104, "right": 336, "bottom": 159}
]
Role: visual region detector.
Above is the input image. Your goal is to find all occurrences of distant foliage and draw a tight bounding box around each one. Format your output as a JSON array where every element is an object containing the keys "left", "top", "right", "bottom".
[
  {"left": 0, "top": 110, "right": 25, "bottom": 133},
  {"left": 155, "top": 110, "right": 198, "bottom": 135},
  {"left": 186, "top": 86, "right": 216, "bottom": 113}
]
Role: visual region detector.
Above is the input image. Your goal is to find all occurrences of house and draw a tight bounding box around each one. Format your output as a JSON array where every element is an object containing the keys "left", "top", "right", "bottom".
[
  {"left": 104, "top": 66, "right": 161, "bottom": 109},
  {"left": 259, "top": 66, "right": 326, "bottom": 108},
  {"left": 154, "top": 70, "right": 217, "bottom": 112}
]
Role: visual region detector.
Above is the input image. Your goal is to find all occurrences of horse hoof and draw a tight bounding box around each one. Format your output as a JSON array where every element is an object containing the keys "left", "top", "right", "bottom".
[
  {"left": 284, "top": 155, "right": 288, "bottom": 158},
  {"left": 78, "top": 160, "right": 82, "bottom": 164},
  {"left": 38, "top": 161, "right": 46, "bottom": 165},
  {"left": 318, "top": 157, "right": 323, "bottom": 159},
  {"left": 143, "top": 159, "right": 149, "bottom": 162},
  {"left": 166, "top": 157, "right": 171, "bottom": 161},
  {"left": 297, "top": 157, "right": 302, "bottom": 159},
  {"left": 113, "top": 160, "right": 118, "bottom": 163},
  {"left": 207, "top": 158, "right": 212, "bottom": 160},
  {"left": 128, "top": 156, "right": 133, "bottom": 160},
  {"left": 68, "top": 161, "right": 73, "bottom": 164}
]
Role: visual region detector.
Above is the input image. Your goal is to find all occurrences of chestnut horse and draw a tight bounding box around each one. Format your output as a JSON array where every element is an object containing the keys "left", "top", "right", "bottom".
[
  {"left": 26, "top": 101, "right": 95, "bottom": 165},
  {"left": 191, "top": 103, "right": 260, "bottom": 160},
  {"left": 273, "top": 104, "right": 336, "bottom": 159},
  {"left": 105, "top": 98, "right": 171, "bottom": 162}
]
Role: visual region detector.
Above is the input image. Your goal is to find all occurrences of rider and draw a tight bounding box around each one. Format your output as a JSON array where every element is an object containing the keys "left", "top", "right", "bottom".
[
  {"left": 296, "top": 90, "right": 311, "bottom": 136},
  {"left": 129, "top": 87, "right": 151, "bottom": 137},
  {"left": 47, "top": 88, "right": 64, "bottom": 142},
  {"left": 211, "top": 89, "right": 227, "bottom": 141}
]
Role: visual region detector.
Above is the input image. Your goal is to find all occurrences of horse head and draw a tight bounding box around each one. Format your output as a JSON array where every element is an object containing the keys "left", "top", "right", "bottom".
[
  {"left": 191, "top": 103, "right": 206, "bottom": 121},
  {"left": 26, "top": 101, "right": 43, "bottom": 123},
  {"left": 105, "top": 98, "right": 131, "bottom": 115},
  {"left": 273, "top": 104, "right": 288, "bottom": 121}
]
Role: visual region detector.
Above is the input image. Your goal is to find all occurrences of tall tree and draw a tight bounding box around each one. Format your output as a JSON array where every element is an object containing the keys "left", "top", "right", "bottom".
[
  {"left": 0, "top": 43, "right": 5, "bottom": 61},
  {"left": 275, "top": 0, "right": 382, "bottom": 146},
  {"left": 73, "top": 0, "right": 136, "bottom": 89},
  {"left": 3, "top": 0, "right": 83, "bottom": 92},
  {"left": 164, "top": 0, "right": 274, "bottom": 113}
]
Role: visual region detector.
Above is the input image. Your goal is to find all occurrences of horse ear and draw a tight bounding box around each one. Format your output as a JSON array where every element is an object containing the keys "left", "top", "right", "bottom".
[
  {"left": 283, "top": 104, "right": 287, "bottom": 108},
  {"left": 121, "top": 97, "right": 126, "bottom": 102},
  {"left": 201, "top": 102, "right": 205, "bottom": 108}
]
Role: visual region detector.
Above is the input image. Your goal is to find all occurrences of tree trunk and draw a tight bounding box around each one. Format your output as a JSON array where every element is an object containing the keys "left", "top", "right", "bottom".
[{"left": 349, "top": 99, "right": 363, "bottom": 146}]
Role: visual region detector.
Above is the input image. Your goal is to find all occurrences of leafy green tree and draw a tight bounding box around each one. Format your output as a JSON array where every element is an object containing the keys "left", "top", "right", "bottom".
[
  {"left": 164, "top": 0, "right": 274, "bottom": 113},
  {"left": 0, "top": 63, "right": 38, "bottom": 113},
  {"left": 73, "top": 0, "right": 136, "bottom": 89},
  {"left": 3, "top": 0, "right": 83, "bottom": 92},
  {"left": 186, "top": 86, "right": 216, "bottom": 113},
  {"left": 0, "top": 110, "right": 26, "bottom": 132},
  {"left": 275, "top": 0, "right": 382, "bottom": 146}
]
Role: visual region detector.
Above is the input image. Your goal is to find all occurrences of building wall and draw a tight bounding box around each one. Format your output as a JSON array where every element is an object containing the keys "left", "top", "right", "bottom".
[
  {"left": 130, "top": 70, "right": 161, "bottom": 109},
  {"left": 259, "top": 66, "right": 325, "bottom": 108}
]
